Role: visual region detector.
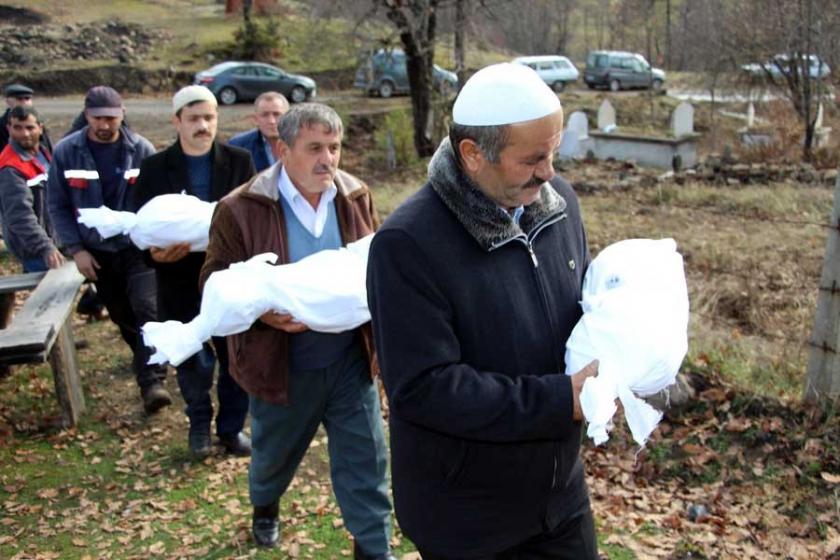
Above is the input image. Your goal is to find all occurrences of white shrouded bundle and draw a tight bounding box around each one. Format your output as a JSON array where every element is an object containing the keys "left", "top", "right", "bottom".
[
  {"left": 142, "top": 234, "right": 375, "bottom": 366},
  {"left": 76, "top": 193, "right": 216, "bottom": 251},
  {"left": 564, "top": 238, "right": 689, "bottom": 447}
]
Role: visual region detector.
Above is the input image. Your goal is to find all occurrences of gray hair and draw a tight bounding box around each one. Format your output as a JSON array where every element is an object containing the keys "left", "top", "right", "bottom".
[
  {"left": 277, "top": 103, "right": 343, "bottom": 146},
  {"left": 449, "top": 123, "right": 510, "bottom": 164},
  {"left": 254, "top": 91, "right": 289, "bottom": 109}
]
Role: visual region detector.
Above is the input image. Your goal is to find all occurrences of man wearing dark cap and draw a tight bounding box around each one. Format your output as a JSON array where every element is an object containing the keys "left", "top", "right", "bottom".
[
  {"left": 47, "top": 85, "right": 172, "bottom": 414},
  {"left": 0, "top": 84, "right": 53, "bottom": 153}
]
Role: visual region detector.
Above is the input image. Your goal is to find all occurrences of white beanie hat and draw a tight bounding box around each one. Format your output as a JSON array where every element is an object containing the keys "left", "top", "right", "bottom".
[
  {"left": 452, "top": 63, "right": 561, "bottom": 126},
  {"left": 173, "top": 85, "right": 217, "bottom": 114}
]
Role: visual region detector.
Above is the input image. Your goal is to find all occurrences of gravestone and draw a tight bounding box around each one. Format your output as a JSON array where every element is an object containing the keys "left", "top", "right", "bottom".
[
  {"left": 671, "top": 102, "right": 694, "bottom": 137},
  {"left": 747, "top": 102, "right": 755, "bottom": 128},
  {"left": 597, "top": 100, "right": 616, "bottom": 132},
  {"left": 558, "top": 111, "right": 590, "bottom": 159}
]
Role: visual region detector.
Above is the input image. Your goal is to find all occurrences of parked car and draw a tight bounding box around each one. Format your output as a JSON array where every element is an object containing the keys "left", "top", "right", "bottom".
[
  {"left": 353, "top": 49, "right": 458, "bottom": 98},
  {"left": 512, "top": 55, "right": 579, "bottom": 92},
  {"left": 741, "top": 54, "right": 831, "bottom": 80},
  {"left": 194, "top": 61, "right": 317, "bottom": 105},
  {"left": 584, "top": 50, "right": 666, "bottom": 92}
]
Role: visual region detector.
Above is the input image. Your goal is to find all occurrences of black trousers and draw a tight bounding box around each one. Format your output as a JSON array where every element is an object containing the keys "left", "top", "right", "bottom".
[
  {"left": 90, "top": 247, "right": 166, "bottom": 390},
  {"left": 417, "top": 507, "right": 598, "bottom": 560}
]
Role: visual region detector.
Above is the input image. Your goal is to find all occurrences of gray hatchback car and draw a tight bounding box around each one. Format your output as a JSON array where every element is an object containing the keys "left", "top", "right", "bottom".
[
  {"left": 194, "top": 61, "right": 317, "bottom": 105},
  {"left": 584, "top": 51, "right": 665, "bottom": 92}
]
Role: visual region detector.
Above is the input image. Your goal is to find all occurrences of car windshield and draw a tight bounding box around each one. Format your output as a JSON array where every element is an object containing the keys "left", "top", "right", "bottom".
[{"left": 634, "top": 55, "right": 651, "bottom": 70}]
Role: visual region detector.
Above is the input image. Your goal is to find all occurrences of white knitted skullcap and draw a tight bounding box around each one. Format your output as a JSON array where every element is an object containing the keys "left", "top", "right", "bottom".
[{"left": 453, "top": 63, "right": 561, "bottom": 126}]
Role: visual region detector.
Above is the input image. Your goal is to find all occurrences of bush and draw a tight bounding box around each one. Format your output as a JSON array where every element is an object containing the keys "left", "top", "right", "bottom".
[
  {"left": 374, "top": 109, "right": 417, "bottom": 169},
  {"left": 231, "top": 14, "right": 282, "bottom": 62}
]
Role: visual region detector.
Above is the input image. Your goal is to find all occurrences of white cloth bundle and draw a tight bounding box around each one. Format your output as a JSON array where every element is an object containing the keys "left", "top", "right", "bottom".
[
  {"left": 142, "top": 234, "right": 375, "bottom": 366},
  {"left": 76, "top": 193, "right": 216, "bottom": 251},
  {"left": 564, "top": 238, "right": 689, "bottom": 446}
]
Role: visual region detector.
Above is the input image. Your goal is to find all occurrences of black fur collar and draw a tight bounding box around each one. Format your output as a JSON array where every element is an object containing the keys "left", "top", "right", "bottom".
[{"left": 428, "top": 138, "right": 567, "bottom": 250}]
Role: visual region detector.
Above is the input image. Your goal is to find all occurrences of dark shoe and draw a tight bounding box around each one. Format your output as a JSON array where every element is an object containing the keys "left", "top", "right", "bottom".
[
  {"left": 218, "top": 432, "right": 252, "bottom": 456},
  {"left": 141, "top": 383, "right": 172, "bottom": 414},
  {"left": 252, "top": 502, "right": 280, "bottom": 548},
  {"left": 354, "top": 541, "right": 397, "bottom": 560},
  {"left": 189, "top": 428, "right": 213, "bottom": 459}
]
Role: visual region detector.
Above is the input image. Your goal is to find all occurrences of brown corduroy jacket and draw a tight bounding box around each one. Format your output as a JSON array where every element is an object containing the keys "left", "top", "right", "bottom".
[{"left": 199, "top": 163, "right": 381, "bottom": 405}]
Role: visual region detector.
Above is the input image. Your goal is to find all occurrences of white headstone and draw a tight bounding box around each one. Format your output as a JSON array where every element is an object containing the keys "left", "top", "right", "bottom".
[
  {"left": 597, "top": 100, "right": 616, "bottom": 132},
  {"left": 815, "top": 102, "right": 824, "bottom": 129},
  {"left": 747, "top": 102, "right": 755, "bottom": 128},
  {"left": 557, "top": 130, "right": 580, "bottom": 159},
  {"left": 567, "top": 111, "right": 589, "bottom": 139},
  {"left": 671, "top": 102, "right": 694, "bottom": 137}
]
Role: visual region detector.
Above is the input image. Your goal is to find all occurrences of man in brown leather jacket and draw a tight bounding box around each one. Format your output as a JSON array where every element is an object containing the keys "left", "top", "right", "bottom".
[{"left": 200, "top": 103, "right": 394, "bottom": 559}]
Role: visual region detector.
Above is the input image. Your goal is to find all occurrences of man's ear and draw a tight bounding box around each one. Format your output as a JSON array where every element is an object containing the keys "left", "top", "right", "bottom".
[
  {"left": 458, "top": 138, "right": 486, "bottom": 174},
  {"left": 277, "top": 139, "right": 291, "bottom": 161}
]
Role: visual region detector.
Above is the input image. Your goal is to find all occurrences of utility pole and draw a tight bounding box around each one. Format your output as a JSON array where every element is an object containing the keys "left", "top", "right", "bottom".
[{"left": 805, "top": 171, "right": 840, "bottom": 405}]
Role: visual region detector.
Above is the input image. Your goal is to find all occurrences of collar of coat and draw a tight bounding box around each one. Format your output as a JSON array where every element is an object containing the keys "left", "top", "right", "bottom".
[
  {"left": 428, "top": 137, "right": 567, "bottom": 251},
  {"left": 234, "top": 162, "right": 368, "bottom": 205}
]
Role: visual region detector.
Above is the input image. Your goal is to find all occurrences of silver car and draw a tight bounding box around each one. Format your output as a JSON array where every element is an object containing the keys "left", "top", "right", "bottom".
[{"left": 512, "top": 55, "right": 579, "bottom": 92}]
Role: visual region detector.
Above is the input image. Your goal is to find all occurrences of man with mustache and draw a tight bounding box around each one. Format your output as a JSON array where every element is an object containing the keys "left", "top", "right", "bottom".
[
  {"left": 200, "top": 103, "right": 395, "bottom": 559},
  {"left": 367, "top": 63, "right": 600, "bottom": 558},
  {"left": 0, "top": 105, "right": 61, "bottom": 272},
  {"left": 48, "top": 85, "right": 171, "bottom": 415},
  {"left": 129, "top": 85, "right": 255, "bottom": 459}
]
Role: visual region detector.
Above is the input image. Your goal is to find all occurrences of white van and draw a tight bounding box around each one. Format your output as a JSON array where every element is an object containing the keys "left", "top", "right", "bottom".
[{"left": 512, "top": 55, "right": 579, "bottom": 92}]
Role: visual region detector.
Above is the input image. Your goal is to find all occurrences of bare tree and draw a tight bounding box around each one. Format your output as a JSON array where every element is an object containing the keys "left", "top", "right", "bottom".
[
  {"left": 725, "top": 0, "right": 836, "bottom": 160},
  {"left": 373, "top": 0, "right": 441, "bottom": 157},
  {"left": 454, "top": 0, "right": 468, "bottom": 89}
]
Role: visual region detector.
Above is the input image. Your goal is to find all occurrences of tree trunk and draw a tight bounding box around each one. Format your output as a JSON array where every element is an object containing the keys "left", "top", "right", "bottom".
[{"left": 454, "top": 0, "right": 468, "bottom": 91}]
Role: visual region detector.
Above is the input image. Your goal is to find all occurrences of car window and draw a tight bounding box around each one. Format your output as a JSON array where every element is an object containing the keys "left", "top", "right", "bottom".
[
  {"left": 597, "top": 55, "right": 609, "bottom": 68},
  {"left": 557, "top": 60, "right": 572, "bottom": 70},
  {"left": 232, "top": 66, "right": 256, "bottom": 76},
  {"left": 538, "top": 62, "right": 554, "bottom": 71},
  {"left": 258, "top": 67, "right": 282, "bottom": 78},
  {"left": 527, "top": 63, "right": 538, "bottom": 70}
]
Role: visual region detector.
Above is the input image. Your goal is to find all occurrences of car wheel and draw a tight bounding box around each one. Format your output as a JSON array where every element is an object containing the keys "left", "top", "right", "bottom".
[
  {"left": 552, "top": 81, "right": 565, "bottom": 93},
  {"left": 586, "top": 83, "right": 596, "bottom": 90},
  {"left": 379, "top": 80, "right": 395, "bottom": 98},
  {"left": 652, "top": 79, "right": 663, "bottom": 92},
  {"left": 219, "top": 87, "right": 238, "bottom": 105},
  {"left": 609, "top": 79, "right": 621, "bottom": 92},
  {"left": 289, "top": 86, "right": 307, "bottom": 104}
]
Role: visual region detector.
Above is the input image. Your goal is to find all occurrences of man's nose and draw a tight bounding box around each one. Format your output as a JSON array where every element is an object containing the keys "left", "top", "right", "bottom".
[{"left": 535, "top": 157, "right": 555, "bottom": 182}]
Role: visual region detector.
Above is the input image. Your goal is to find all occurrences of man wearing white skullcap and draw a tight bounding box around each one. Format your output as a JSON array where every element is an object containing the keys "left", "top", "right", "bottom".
[
  {"left": 129, "top": 85, "right": 255, "bottom": 459},
  {"left": 367, "top": 63, "right": 599, "bottom": 558}
]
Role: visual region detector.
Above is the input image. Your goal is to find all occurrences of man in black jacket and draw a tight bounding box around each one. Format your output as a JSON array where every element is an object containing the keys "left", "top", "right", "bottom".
[
  {"left": 130, "top": 85, "right": 255, "bottom": 458},
  {"left": 367, "top": 63, "right": 600, "bottom": 559}
]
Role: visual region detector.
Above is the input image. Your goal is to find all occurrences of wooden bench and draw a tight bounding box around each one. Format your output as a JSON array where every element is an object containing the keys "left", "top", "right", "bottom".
[{"left": 0, "top": 263, "right": 86, "bottom": 427}]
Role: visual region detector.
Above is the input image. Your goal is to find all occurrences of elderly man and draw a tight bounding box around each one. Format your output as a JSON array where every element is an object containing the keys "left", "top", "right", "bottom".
[
  {"left": 201, "top": 103, "right": 394, "bottom": 559},
  {"left": 0, "top": 84, "right": 53, "bottom": 153},
  {"left": 47, "top": 85, "right": 171, "bottom": 414},
  {"left": 129, "top": 86, "right": 255, "bottom": 458},
  {"left": 367, "top": 63, "right": 600, "bottom": 559},
  {"left": 228, "top": 91, "right": 289, "bottom": 172},
  {"left": 0, "top": 106, "right": 61, "bottom": 272}
]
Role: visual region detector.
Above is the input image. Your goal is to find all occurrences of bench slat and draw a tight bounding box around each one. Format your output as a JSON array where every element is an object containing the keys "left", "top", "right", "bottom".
[
  {"left": 13, "top": 264, "right": 84, "bottom": 333},
  {"left": 0, "top": 271, "right": 46, "bottom": 295},
  {"left": 0, "top": 322, "right": 53, "bottom": 360}
]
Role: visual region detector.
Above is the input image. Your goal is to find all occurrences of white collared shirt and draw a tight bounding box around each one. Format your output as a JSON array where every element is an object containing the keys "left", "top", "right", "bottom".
[{"left": 277, "top": 166, "right": 337, "bottom": 238}]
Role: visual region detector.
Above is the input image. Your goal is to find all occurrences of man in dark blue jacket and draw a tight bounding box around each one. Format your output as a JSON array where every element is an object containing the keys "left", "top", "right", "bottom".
[
  {"left": 367, "top": 63, "right": 599, "bottom": 559},
  {"left": 228, "top": 91, "right": 288, "bottom": 172},
  {"left": 47, "top": 85, "right": 171, "bottom": 414},
  {"left": 130, "top": 85, "right": 255, "bottom": 459}
]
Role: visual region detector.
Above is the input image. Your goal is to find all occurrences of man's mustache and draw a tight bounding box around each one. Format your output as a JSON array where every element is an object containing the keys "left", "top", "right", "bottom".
[
  {"left": 193, "top": 131, "right": 212, "bottom": 138},
  {"left": 314, "top": 165, "right": 333, "bottom": 174}
]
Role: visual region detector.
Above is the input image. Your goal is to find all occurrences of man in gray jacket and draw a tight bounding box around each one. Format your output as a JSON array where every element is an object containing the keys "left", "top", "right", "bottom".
[{"left": 0, "top": 106, "right": 62, "bottom": 272}]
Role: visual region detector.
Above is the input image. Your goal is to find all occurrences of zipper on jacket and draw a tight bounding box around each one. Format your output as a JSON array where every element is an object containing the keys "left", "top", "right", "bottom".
[{"left": 551, "top": 453, "right": 558, "bottom": 489}]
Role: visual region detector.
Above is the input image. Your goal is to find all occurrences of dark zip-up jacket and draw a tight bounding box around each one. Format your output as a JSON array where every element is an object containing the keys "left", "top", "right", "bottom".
[
  {"left": 366, "top": 138, "right": 591, "bottom": 556},
  {"left": 46, "top": 126, "right": 155, "bottom": 255},
  {"left": 228, "top": 128, "right": 273, "bottom": 172},
  {"left": 200, "top": 163, "right": 380, "bottom": 404},
  {"left": 128, "top": 139, "right": 256, "bottom": 322},
  {"left": 0, "top": 141, "right": 56, "bottom": 262}
]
